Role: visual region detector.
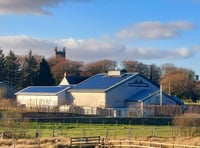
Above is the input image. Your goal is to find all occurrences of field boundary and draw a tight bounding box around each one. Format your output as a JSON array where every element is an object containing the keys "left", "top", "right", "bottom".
[
  {"left": 70, "top": 136, "right": 100, "bottom": 147},
  {"left": 106, "top": 140, "right": 200, "bottom": 148}
]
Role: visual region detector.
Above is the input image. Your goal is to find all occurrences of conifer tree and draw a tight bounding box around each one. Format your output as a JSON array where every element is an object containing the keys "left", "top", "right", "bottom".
[
  {"left": 36, "top": 58, "right": 55, "bottom": 86},
  {"left": 0, "top": 49, "right": 6, "bottom": 81},
  {"left": 19, "top": 50, "right": 39, "bottom": 88},
  {"left": 4, "top": 50, "right": 20, "bottom": 87}
]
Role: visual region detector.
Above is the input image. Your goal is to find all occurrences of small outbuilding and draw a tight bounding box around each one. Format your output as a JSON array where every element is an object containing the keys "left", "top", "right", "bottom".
[{"left": 15, "top": 86, "right": 70, "bottom": 109}]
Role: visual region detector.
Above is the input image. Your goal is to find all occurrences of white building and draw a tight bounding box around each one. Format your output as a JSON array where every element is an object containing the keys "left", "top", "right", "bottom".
[
  {"left": 15, "top": 71, "right": 185, "bottom": 116},
  {"left": 15, "top": 86, "right": 70, "bottom": 109}
]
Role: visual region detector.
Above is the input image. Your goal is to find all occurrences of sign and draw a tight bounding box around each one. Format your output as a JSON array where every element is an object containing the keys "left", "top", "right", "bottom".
[{"left": 128, "top": 79, "right": 149, "bottom": 87}]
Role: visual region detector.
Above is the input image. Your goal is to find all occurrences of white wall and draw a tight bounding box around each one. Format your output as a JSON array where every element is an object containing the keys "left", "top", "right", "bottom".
[
  {"left": 17, "top": 95, "right": 58, "bottom": 107},
  {"left": 71, "top": 92, "right": 106, "bottom": 108}
]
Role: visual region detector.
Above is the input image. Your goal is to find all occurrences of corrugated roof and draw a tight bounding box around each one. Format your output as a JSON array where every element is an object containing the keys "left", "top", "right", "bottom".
[
  {"left": 16, "top": 85, "right": 69, "bottom": 95},
  {"left": 126, "top": 89, "right": 154, "bottom": 102},
  {"left": 71, "top": 73, "right": 136, "bottom": 91},
  {"left": 126, "top": 90, "right": 184, "bottom": 106}
]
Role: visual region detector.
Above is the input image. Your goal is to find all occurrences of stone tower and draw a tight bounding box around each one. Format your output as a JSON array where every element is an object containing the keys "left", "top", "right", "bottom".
[{"left": 54, "top": 47, "right": 66, "bottom": 58}]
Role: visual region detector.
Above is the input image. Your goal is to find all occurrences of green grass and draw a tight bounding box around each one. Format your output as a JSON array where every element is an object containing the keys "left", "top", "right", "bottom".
[{"left": 0, "top": 121, "right": 179, "bottom": 139}]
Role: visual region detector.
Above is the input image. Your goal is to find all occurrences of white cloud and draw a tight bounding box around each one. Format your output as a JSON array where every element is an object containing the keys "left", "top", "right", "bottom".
[
  {"left": 0, "top": 0, "right": 64, "bottom": 15},
  {"left": 0, "top": 35, "right": 56, "bottom": 56},
  {"left": 117, "top": 21, "right": 194, "bottom": 40},
  {"left": 58, "top": 38, "right": 126, "bottom": 61},
  {"left": 192, "top": 45, "right": 200, "bottom": 51},
  {"left": 121, "top": 47, "right": 192, "bottom": 60},
  {"left": 0, "top": 0, "right": 93, "bottom": 15},
  {"left": 0, "top": 35, "right": 193, "bottom": 61}
]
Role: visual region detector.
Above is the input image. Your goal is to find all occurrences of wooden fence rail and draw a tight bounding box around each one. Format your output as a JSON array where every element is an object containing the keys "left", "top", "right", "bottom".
[
  {"left": 70, "top": 136, "right": 101, "bottom": 147},
  {"left": 106, "top": 140, "right": 200, "bottom": 148}
]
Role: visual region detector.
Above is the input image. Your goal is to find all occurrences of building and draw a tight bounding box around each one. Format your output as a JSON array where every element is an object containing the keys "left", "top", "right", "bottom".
[
  {"left": 15, "top": 70, "right": 185, "bottom": 117},
  {"left": 69, "top": 71, "right": 185, "bottom": 117},
  {"left": 15, "top": 86, "right": 71, "bottom": 109},
  {"left": 54, "top": 47, "right": 66, "bottom": 58}
]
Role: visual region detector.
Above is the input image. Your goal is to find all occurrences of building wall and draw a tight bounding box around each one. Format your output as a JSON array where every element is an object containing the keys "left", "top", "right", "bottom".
[
  {"left": 106, "top": 75, "right": 158, "bottom": 108},
  {"left": 57, "top": 91, "right": 68, "bottom": 106},
  {"left": 17, "top": 95, "right": 58, "bottom": 107},
  {"left": 71, "top": 92, "right": 106, "bottom": 108}
]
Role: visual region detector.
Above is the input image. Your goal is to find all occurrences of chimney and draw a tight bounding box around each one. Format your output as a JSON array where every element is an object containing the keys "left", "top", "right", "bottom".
[{"left": 108, "top": 70, "right": 122, "bottom": 77}]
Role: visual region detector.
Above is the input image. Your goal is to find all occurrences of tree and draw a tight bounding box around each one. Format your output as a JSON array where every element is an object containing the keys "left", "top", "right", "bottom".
[
  {"left": 48, "top": 57, "right": 83, "bottom": 84},
  {"left": 4, "top": 51, "right": 20, "bottom": 87},
  {"left": 135, "top": 63, "right": 150, "bottom": 78},
  {"left": 19, "top": 50, "right": 39, "bottom": 88},
  {"left": 160, "top": 64, "right": 198, "bottom": 101},
  {"left": 81, "top": 59, "right": 116, "bottom": 76},
  {"left": 149, "top": 64, "right": 161, "bottom": 83},
  {"left": 122, "top": 60, "right": 139, "bottom": 72},
  {"left": 0, "top": 49, "right": 6, "bottom": 81},
  {"left": 123, "top": 61, "right": 161, "bottom": 83},
  {"left": 36, "top": 58, "right": 55, "bottom": 86}
]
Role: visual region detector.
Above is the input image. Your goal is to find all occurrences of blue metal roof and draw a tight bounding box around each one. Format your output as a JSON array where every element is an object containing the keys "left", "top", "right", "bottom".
[
  {"left": 16, "top": 86, "right": 69, "bottom": 95},
  {"left": 66, "top": 76, "right": 89, "bottom": 84},
  {"left": 72, "top": 73, "right": 135, "bottom": 90},
  {"left": 126, "top": 89, "right": 154, "bottom": 102}
]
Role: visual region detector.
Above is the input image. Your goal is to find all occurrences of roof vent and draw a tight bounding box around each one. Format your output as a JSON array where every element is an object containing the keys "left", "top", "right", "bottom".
[{"left": 108, "top": 70, "right": 122, "bottom": 77}]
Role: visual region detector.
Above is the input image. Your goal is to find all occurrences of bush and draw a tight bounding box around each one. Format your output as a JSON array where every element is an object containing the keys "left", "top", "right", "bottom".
[{"left": 173, "top": 114, "right": 200, "bottom": 136}]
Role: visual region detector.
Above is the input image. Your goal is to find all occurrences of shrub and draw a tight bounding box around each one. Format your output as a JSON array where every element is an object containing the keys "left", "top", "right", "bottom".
[{"left": 173, "top": 114, "right": 200, "bottom": 136}]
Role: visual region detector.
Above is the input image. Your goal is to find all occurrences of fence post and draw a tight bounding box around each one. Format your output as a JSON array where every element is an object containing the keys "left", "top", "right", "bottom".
[
  {"left": 52, "top": 128, "right": 55, "bottom": 137},
  {"left": 35, "top": 131, "right": 40, "bottom": 148},
  {"left": 128, "top": 128, "right": 132, "bottom": 139},
  {"left": 105, "top": 129, "right": 109, "bottom": 139},
  {"left": 160, "top": 144, "right": 162, "bottom": 148},
  {"left": 82, "top": 128, "right": 86, "bottom": 137}
]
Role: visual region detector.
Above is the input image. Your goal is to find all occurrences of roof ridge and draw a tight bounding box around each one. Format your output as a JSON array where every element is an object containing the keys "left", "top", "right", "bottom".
[{"left": 105, "top": 72, "right": 139, "bottom": 92}]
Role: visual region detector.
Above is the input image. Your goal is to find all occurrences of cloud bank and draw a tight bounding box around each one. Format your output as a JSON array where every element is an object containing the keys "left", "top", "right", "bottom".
[
  {"left": 0, "top": 0, "right": 65, "bottom": 15},
  {"left": 0, "top": 0, "right": 94, "bottom": 15},
  {"left": 0, "top": 0, "right": 90, "bottom": 15},
  {"left": 117, "top": 21, "right": 194, "bottom": 40},
  {"left": 0, "top": 35, "right": 193, "bottom": 61}
]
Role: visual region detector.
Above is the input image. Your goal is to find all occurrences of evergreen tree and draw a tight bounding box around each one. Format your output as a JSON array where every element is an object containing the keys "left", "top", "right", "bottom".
[
  {"left": 19, "top": 50, "right": 39, "bottom": 88},
  {"left": 0, "top": 49, "right": 6, "bottom": 81},
  {"left": 36, "top": 58, "right": 55, "bottom": 86},
  {"left": 4, "top": 51, "right": 20, "bottom": 87}
]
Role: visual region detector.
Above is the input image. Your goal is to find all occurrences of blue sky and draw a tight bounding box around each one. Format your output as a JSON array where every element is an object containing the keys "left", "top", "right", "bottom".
[{"left": 0, "top": 0, "right": 200, "bottom": 75}]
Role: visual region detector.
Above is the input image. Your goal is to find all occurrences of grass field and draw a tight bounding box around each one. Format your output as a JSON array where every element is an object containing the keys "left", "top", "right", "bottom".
[
  {"left": 0, "top": 121, "right": 181, "bottom": 139},
  {"left": 0, "top": 122, "right": 200, "bottom": 147}
]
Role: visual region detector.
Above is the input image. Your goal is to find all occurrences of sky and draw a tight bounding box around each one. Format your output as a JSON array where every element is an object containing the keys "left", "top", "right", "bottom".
[{"left": 0, "top": 0, "right": 200, "bottom": 75}]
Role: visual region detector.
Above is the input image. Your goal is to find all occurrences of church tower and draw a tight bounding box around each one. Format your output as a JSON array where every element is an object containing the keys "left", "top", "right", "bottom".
[{"left": 54, "top": 46, "right": 66, "bottom": 58}]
